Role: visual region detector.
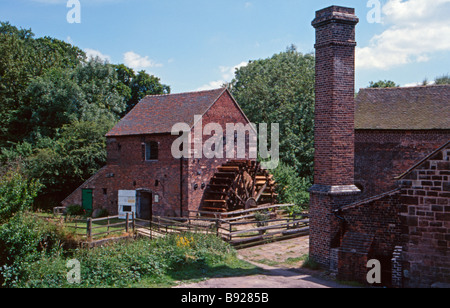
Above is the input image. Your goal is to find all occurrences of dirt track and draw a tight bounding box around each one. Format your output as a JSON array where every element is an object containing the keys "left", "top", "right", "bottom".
[{"left": 175, "top": 236, "right": 355, "bottom": 289}]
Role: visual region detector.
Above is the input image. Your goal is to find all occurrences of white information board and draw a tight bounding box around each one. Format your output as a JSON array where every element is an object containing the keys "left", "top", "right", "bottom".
[{"left": 118, "top": 190, "right": 136, "bottom": 219}]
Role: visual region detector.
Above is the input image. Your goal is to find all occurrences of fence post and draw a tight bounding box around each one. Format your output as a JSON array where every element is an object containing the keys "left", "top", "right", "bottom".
[
  {"left": 132, "top": 212, "right": 136, "bottom": 235},
  {"left": 215, "top": 219, "right": 220, "bottom": 237},
  {"left": 126, "top": 213, "right": 129, "bottom": 233},
  {"left": 87, "top": 218, "right": 92, "bottom": 240},
  {"left": 150, "top": 220, "right": 153, "bottom": 240}
]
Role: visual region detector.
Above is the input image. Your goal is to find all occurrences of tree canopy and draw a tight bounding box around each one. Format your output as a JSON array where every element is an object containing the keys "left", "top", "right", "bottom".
[
  {"left": 435, "top": 74, "right": 450, "bottom": 85},
  {"left": 230, "top": 46, "right": 315, "bottom": 206},
  {"left": 0, "top": 21, "right": 170, "bottom": 208},
  {"left": 230, "top": 46, "right": 315, "bottom": 180},
  {"left": 368, "top": 80, "right": 399, "bottom": 88}
]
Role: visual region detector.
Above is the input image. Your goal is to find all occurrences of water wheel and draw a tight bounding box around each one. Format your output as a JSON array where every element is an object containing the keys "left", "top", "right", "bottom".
[{"left": 202, "top": 160, "right": 278, "bottom": 213}]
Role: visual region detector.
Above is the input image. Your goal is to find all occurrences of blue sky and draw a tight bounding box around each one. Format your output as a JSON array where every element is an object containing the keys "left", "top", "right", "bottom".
[{"left": 1, "top": 0, "right": 450, "bottom": 93}]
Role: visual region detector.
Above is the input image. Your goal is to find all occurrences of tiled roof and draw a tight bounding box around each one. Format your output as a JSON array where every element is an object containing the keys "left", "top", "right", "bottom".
[
  {"left": 106, "top": 88, "right": 227, "bottom": 137},
  {"left": 355, "top": 85, "right": 450, "bottom": 130}
]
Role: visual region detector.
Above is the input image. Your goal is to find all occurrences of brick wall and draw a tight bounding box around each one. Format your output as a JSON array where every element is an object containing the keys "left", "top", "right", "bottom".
[
  {"left": 355, "top": 130, "right": 450, "bottom": 199},
  {"left": 62, "top": 134, "right": 185, "bottom": 217},
  {"left": 341, "top": 192, "right": 402, "bottom": 255},
  {"left": 398, "top": 142, "right": 450, "bottom": 288},
  {"left": 337, "top": 191, "right": 402, "bottom": 285},
  {"left": 187, "top": 90, "right": 254, "bottom": 213}
]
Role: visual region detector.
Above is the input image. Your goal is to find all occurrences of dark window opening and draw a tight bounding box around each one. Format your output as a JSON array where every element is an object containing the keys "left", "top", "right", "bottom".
[
  {"left": 123, "top": 206, "right": 132, "bottom": 212},
  {"left": 145, "top": 142, "right": 159, "bottom": 161},
  {"left": 102, "top": 188, "right": 107, "bottom": 195}
]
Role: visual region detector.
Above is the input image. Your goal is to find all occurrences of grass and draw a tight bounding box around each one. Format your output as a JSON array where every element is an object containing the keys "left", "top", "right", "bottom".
[
  {"left": 36, "top": 212, "right": 128, "bottom": 240},
  {"left": 300, "top": 254, "right": 321, "bottom": 270}
]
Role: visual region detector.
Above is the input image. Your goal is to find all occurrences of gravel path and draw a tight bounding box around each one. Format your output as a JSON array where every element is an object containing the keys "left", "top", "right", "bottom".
[{"left": 175, "top": 236, "right": 355, "bottom": 289}]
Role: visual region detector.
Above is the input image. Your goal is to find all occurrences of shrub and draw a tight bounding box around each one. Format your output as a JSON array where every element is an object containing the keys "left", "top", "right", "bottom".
[
  {"left": 0, "top": 212, "right": 72, "bottom": 287},
  {"left": 0, "top": 164, "right": 43, "bottom": 223},
  {"left": 4, "top": 231, "right": 238, "bottom": 288},
  {"left": 65, "top": 204, "right": 85, "bottom": 217},
  {"left": 271, "top": 162, "right": 310, "bottom": 208}
]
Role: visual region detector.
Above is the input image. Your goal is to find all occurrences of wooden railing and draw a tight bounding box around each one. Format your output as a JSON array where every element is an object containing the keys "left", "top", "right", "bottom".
[{"left": 57, "top": 204, "right": 309, "bottom": 247}]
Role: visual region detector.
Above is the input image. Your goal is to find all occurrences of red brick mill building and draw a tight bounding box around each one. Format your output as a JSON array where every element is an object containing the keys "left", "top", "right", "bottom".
[
  {"left": 62, "top": 88, "right": 256, "bottom": 219},
  {"left": 309, "top": 6, "right": 449, "bottom": 288}
]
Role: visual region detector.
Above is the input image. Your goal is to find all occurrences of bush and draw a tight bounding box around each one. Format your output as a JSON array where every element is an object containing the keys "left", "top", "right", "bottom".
[
  {"left": 0, "top": 164, "right": 43, "bottom": 223},
  {"left": 65, "top": 204, "right": 85, "bottom": 217},
  {"left": 3, "top": 231, "right": 237, "bottom": 288},
  {"left": 271, "top": 162, "right": 310, "bottom": 208},
  {"left": 0, "top": 212, "right": 73, "bottom": 287}
]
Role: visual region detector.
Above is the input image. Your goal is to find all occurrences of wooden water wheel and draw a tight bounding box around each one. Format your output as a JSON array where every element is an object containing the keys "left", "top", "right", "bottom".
[{"left": 202, "top": 160, "right": 278, "bottom": 213}]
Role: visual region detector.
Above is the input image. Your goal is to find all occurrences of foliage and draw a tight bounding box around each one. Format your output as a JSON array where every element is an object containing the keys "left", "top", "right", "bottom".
[
  {"left": 301, "top": 255, "right": 320, "bottom": 270},
  {"left": 2, "top": 232, "right": 240, "bottom": 288},
  {"left": 435, "top": 74, "right": 450, "bottom": 85},
  {"left": 0, "top": 212, "right": 74, "bottom": 287},
  {"left": 0, "top": 22, "right": 86, "bottom": 146},
  {"left": 230, "top": 45, "right": 315, "bottom": 184},
  {"left": 368, "top": 80, "right": 399, "bottom": 88},
  {"left": 0, "top": 21, "right": 171, "bottom": 208},
  {"left": 65, "top": 205, "right": 85, "bottom": 217},
  {"left": 271, "top": 162, "right": 310, "bottom": 208},
  {"left": 0, "top": 163, "right": 43, "bottom": 223},
  {"left": 24, "top": 118, "right": 115, "bottom": 209}
]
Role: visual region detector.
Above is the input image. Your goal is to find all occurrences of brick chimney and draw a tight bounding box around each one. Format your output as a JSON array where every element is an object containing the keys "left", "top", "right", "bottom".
[{"left": 309, "top": 6, "right": 360, "bottom": 267}]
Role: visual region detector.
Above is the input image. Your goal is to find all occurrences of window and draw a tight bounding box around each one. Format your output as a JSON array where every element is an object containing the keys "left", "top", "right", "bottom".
[{"left": 145, "top": 141, "right": 159, "bottom": 161}]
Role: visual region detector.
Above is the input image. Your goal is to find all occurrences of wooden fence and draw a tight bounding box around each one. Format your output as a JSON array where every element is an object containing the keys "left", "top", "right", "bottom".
[
  {"left": 62, "top": 214, "right": 135, "bottom": 241},
  {"left": 58, "top": 204, "right": 309, "bottom": 247}
]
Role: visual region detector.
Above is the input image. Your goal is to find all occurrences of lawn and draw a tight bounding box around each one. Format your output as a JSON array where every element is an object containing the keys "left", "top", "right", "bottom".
[{"left": 37, "top": 212, "right": 129, "bottom": 240}]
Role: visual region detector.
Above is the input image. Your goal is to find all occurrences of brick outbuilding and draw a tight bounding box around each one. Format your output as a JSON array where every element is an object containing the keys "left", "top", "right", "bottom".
[{"left": 62, "top": 88, "right": 255, "bottom": 218}]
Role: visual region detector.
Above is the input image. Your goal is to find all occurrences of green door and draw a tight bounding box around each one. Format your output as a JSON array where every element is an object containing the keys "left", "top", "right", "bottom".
[{"left": 82, "top": 189, "right": 93, "bottom": 212}]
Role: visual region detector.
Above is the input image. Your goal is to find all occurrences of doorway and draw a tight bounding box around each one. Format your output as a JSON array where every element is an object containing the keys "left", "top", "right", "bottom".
[
  {"left": 137, "top": 191, "right": 153, "bottom": 220},
  {"left": 82, "top": 189, "right": 93, "bottom": 212}
]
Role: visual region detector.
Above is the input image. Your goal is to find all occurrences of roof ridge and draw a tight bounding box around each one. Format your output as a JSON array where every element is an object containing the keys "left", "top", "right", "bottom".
[
  {"left": 359, "top": 84, "right": 450, "bottom": 91},
  {"left": 142, "top": 87, "right": 226, "bottom": 99}
]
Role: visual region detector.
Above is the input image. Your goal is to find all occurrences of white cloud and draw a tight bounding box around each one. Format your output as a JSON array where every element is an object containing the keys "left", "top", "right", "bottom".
[
  {"left": 196, "top": 80, "right": 226, "bottom": 91},
  {"left": 84, "top": 48, "right": 111, "bottom": 63},
  {"left": 197, "top": 61, "right": 248, "bottom": 91},
  {"left": 123, "top": 51, "right": 162, "bottom": 71},
  {"left": 357, "top": 0, "right": 450, "bottom": 70}
]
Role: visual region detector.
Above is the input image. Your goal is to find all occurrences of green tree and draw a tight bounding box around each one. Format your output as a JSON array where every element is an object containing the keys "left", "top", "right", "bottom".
[
  {"left": 368, "top": 80, "right": 399, "bottom": 88},
  {"left": 112, "top": 64, "right": 171, "bottom": 116},
  {"left": 0, "top": 22, "right": 85, "bottom": 146},
  {"left": 25, "top": 118, "right": 115, "bottom": 209},
  {"left": 230, "top": 46, "right": 315, "bottom": 182},
  {"left": 11, "top": 59, "right": 126, "bottom": 142}
]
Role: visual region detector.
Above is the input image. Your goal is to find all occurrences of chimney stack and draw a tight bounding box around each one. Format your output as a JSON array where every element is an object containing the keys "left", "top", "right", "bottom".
[{"left": 309, "top": 6, "right": 360, "bottom": 267}]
